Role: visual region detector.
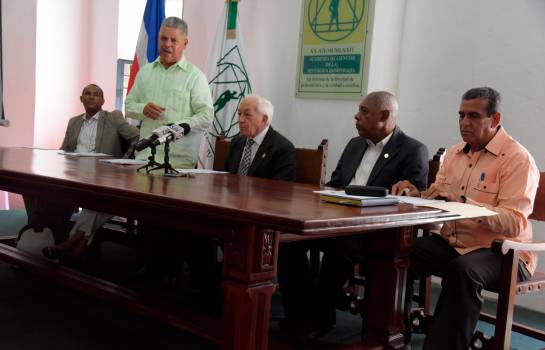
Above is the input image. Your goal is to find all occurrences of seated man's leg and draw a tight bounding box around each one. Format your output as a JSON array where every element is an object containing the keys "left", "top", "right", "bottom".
[
  {"left": 52, "top": 209, "right": 113, "bottom": 258},
  {"left": 317, "top": 235, "right": 363, "bottom": 327},
  {"left": 139, "top": 222, "right": 184, "bottom": 281},
  {"left": 413, "top": 235, "right": 527, "bottom": 350},
  {"left": 22, "top": 195, "right": 74, "bottom": 243},
  {"left": 182, "top": 235, "right": 223, "bottom": 308},
  {"left": 277, "top": 241, "right": 314, "bottom": 329}
]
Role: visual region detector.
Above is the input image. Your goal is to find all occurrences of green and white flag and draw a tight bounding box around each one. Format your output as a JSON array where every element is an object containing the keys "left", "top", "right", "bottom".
[{"left": 198, "top": 0, "right": 252, "bottom": 169}]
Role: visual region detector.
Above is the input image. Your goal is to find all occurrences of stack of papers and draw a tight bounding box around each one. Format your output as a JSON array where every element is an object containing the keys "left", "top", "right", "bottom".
[
  {"left": 419, "top": 201, "right": 497, "bottom": 218},
  {"left": 175, "top": 169, "right": 229, "bottom": 174},
  {"left": 58, "top": 151, "right": 110, "bottom": 157},
  {"left": 99, "top": 159, "right": 148, "bottom": 165},
  {"left": 314, "top": 190, "right": 399, "bottom": 207}
]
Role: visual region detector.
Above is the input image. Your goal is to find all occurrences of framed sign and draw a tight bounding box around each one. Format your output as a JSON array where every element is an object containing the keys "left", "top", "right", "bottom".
[{"left": 295, "top": 0, "right": 374, "bottom": 100}]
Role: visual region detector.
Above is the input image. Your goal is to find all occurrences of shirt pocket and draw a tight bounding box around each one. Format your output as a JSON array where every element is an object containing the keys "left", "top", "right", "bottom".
[
  {"left": 164, "top": 89, "right": 188, "bottom": 122},
  {"left": 471, "top": 181, "right": 500, "bottom": 204}
]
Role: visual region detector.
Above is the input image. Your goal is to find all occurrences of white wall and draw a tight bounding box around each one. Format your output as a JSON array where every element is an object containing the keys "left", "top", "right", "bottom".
[
  {"left": 0, "top": 0, "right": 120, "bottom": 150},
  {"left": 0, "top": 0, "right": 37, "bottom": 148},
  {"left": 34, "top": 0, "right": 90, "bottom": 149},
  {"left": 397, "top": 0, "right": 545, "bottom": 313},
  {"left": 90, "top": 0, "right": 120, "bottom": 111}
]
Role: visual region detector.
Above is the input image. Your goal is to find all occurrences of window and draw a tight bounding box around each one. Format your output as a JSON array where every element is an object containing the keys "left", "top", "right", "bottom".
[{"left": 115, "top": 59, "right": 132, "bottom": 111}]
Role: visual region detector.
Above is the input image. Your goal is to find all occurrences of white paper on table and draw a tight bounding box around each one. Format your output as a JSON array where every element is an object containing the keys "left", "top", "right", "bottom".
[
  {"left": 392, "top": 195, "right": 445, "bottom": 206},
  {"left": 58, "top": 151, "right": 110, "bottom": 157},
  {"left": 99, "top": 159, "right": 148, "bottom": 165},
  {"left": 175, "top": 168, "right": 229, "bottom": 174},
  {"left": 421, "top": 202, "right": 497, "bottom": 218}
]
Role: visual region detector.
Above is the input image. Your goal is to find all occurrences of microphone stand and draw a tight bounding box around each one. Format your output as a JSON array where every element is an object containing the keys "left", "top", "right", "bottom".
[
  {"left": 161, "top": 138, "right": 181, "bottom": 176},
  {"left": 137, "top": 144, "right": 162, "bottom": 173},
  {"left": 139, "top": 138, "right": 182, "bottom": 176}
]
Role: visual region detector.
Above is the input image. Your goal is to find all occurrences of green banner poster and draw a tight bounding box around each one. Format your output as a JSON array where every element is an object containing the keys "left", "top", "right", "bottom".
[{"left": 295, "top": 0, "right": 374, "bottom": 100}]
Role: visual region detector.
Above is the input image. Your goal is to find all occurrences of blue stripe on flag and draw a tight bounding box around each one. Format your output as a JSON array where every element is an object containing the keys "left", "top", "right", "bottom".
[{"left": 143, "top": 0, "right": 166, "bottom": 63}]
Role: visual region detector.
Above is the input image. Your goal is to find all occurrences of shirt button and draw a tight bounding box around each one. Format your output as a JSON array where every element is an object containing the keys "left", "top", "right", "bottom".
[
  {"left": 461, "top": 186, "right": 465, "bottom": 190},
  {"left": 469, "top": 164, "right": 473, "bottom": 168}
]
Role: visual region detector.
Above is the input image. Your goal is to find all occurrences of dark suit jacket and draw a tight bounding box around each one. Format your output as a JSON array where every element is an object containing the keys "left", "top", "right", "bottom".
[
  {"left": 60, "top": 110, "right": 139, "bottom": 158},
  {"left": 225, "top": 127, "right": 296, "bottom": 181},
  {"left": 327, "top": 127, "right": 428, "bottom": 190}
]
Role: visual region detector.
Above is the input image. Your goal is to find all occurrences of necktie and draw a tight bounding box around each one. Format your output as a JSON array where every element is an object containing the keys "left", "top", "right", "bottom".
[{"left": 238, "top": 139, "right": 255, "bottom": 176}]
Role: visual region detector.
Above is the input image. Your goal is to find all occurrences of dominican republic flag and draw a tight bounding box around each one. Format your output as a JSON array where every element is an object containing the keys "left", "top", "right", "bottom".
[
  {"left": 127, "top": 0, "right": 165, "bottom": 94},
  {"left": 198, "top": 0, "right": 252, "bottom": 168}
]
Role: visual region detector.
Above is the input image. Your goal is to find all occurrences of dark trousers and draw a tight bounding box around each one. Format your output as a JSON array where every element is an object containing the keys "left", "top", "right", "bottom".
[
  {"left": 23, "top": 195, "right": 74, "bottom": 243},
  {"left": 410, "top": 234, "right": 530, "bottom": 350},
  {"left": 139, "top": 223, "right": 222, "bottom": 298},
  {"left": 277, "top": 236, "right": 364, "bottom": 327}
]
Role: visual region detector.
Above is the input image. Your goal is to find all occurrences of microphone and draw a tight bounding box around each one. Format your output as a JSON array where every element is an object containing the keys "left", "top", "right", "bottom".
[{"left": 135, "top": 123, "right": 191, "bottom": 152}]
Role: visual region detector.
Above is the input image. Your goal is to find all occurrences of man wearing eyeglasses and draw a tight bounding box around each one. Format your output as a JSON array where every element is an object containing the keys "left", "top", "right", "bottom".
[{"left": 392, "top": 87, "right": 539, "bottom": 350}]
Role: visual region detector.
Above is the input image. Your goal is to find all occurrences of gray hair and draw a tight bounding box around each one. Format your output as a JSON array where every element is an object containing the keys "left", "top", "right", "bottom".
[
  {"left": 161, "top": 16, "right": 188, "bottom": 37},
  {"left": 462, "top": 87, "right": 501, "bottom": 116},
  {"left": 246, "top": 94, "right": 274, "bottom": 124}
]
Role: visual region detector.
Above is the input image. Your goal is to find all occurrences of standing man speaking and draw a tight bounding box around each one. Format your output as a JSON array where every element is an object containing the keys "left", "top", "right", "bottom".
[{"left": 126, "top": 17, "right": 213, "bottom": 168}]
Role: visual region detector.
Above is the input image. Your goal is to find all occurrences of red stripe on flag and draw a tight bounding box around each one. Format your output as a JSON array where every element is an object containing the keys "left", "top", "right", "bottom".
[{"left": 127, "top": 55, "right": 140, "bottom": 94}]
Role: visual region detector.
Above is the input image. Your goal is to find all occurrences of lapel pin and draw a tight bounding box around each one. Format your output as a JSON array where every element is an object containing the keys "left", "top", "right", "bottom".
[
  {"left": 262, "top": 153, "right": 267, "bottom": 158},
  {"left": 384, "top": 153, "right": 389, "bottom": 159}
]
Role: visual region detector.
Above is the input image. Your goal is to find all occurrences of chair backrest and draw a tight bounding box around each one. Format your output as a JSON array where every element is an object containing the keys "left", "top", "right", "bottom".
[
  {"left": 211, "top": 136, "right": 328, "bottom": 186},
  {"left": 529, "top": 171, "right": 545, "bottom": 221},
  {"left": 427, "top": 147, "right": 445, "bottom": 187},
  {"left": 295, "top": 139, "right": 328, "bottom": 186}
]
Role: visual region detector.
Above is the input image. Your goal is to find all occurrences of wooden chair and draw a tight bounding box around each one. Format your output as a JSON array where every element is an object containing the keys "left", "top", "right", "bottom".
[
  {"left": 212, "top": 135, "right": 230, "bottom": 172},
  {"left": 294, "top": 139, "right": 328, "bottom": 186},
  {"left": 414, "top": 147, "right": 445, "bottom": 315},
  {"left": 470, "top": 172, "right": 545, "bottom": 350}
]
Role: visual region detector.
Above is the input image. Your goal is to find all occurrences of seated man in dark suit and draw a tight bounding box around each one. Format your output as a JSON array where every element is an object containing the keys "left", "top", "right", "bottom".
[
  {"left": 180, "top": 94, "right": 296, "bottom": 308},
  {"left": 21, "top": 84, "right": 139, "bottom": 258},
  {"left": 277, "top": 91, "right": 429, "bottom": 342},
  {"left": 223, "top": 94, "right": 296, "bottom": 180}
]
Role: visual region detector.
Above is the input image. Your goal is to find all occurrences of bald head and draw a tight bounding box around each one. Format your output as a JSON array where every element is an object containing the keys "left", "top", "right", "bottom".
[
  {"left": 354, "top": 91, "right": 398, "bottom": 144},
  {"left": 364, "top": 91, "right": 398, "bottom": 119}
]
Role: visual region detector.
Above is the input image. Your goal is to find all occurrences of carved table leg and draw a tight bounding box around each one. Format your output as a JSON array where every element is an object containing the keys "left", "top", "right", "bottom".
[
  {"left": 362, "top": 226, "right": 415, "bottom": 350},
  {"left": 222, "top": 225, "right": 279, "bottom": 350}
]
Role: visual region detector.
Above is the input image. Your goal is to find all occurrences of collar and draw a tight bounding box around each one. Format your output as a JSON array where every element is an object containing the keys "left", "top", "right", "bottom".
[
  {"left": 456, "top": 126, "right": 506, "bottom": 156},
  {"left": 366, "top": 130, "right": 393, "bottom": 148},
  {"left": 249, "top": 125, "right": 270, "bottom": 147},
  {"left": 82, "top": 111, "right": 101, "bottom": 121},
  {"left": 152, "top": 55, "right": 188, "bottom": 71}
]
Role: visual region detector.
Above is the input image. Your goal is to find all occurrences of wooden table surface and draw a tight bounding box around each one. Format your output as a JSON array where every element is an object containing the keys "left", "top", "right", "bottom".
[{"left": 0, "top": 148, "right": 458, "bottom": 350}]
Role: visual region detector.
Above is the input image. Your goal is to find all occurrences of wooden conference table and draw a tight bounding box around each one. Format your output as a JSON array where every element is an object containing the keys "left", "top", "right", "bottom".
[{"left": 0, "top": 148, "right": 457, "bottom": 349}]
